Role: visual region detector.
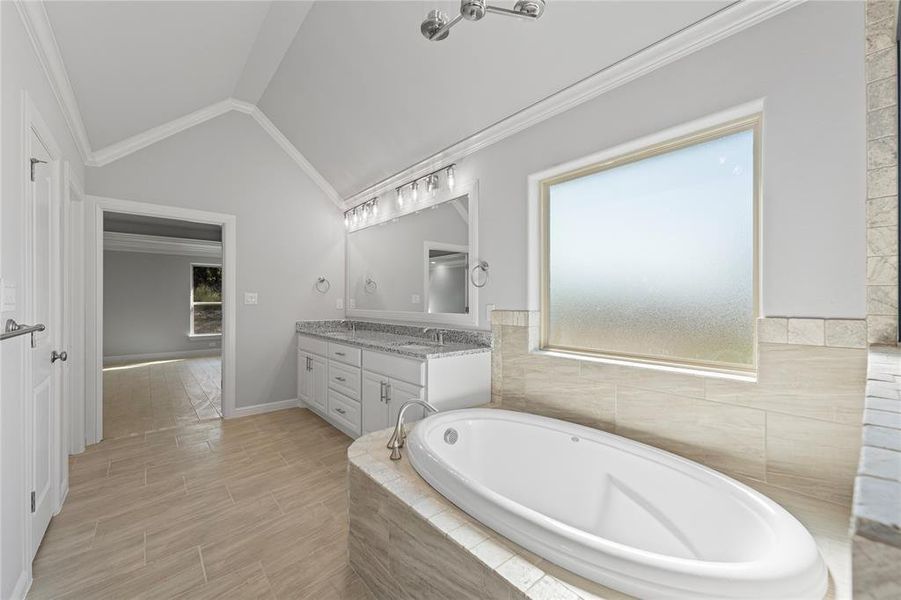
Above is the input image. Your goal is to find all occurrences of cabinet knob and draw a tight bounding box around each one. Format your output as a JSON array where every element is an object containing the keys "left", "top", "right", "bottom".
[{"left": 335, "top": 407, "right": 347, "bottom": 415}]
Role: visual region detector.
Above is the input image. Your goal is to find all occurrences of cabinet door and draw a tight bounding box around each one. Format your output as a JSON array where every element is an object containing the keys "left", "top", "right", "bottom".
[
  {"left": 387, "top": 379, "right": 424, "bottom": 427},
  {"left": 297, "top": 351, "right": 313, "bottom": 406},
  {"left": 362, "top": 371, "right": 389, "bottom": 435},
  {"left": 309, "top": 354, "right": 328, "bottom": 413}
]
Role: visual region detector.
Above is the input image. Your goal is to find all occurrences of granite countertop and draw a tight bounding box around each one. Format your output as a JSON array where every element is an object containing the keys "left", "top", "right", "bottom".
[
  {"left": 348, "top": 424, "right": 852, "bottom": 600},
  {"left": 295, "top": 319, "right": 492, "bottom": 359}
]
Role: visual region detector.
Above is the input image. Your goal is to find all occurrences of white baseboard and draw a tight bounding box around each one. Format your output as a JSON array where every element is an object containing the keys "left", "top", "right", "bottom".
[
  {"left": 230, "top": 398, "right": 299, "bottom": 418},
  {"left": 11, "top": 569, "right": 31, "bottom": 600},
  {"left": 103, "top": 349, "right": 221, "bottom": 364}
]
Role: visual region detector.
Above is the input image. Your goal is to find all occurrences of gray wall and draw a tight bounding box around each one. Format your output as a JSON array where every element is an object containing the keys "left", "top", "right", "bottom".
[
  {"left": 88, "top": 111, "right": 346, "bottom": 408},
  {"left": 450, "top": 1, "right": 865, "bottom": 324},
  {"left": 103, "top": 251, "right": 221, "bottom": 358}
]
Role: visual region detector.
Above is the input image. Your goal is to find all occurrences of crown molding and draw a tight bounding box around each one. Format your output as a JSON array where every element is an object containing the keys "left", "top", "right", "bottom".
[
  {"left": 246, "top": 106, "right": 344, "bottom": 207},
  {"left": 15, "top": 0, "right": 93, "bottom": 162},
  {"left": 341, "top": 0, "right": 806, "bottom": 208},
  {"left": 88, "top": 99, "right": 240, "bottom": 167},
  {"left": 103, "top": 231, "right": 222, "bottom": 258},
  {"left": 87, "top": 98, "right": 343, "bottom": 208}
]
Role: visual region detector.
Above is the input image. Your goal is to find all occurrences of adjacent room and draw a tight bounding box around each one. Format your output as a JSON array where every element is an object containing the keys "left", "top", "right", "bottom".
[
  {"left": 1, "top": 1, "right": 899, "bottom": 599},
  {"left": 102, "top": 212, "right": 224, "bottom": 438}
]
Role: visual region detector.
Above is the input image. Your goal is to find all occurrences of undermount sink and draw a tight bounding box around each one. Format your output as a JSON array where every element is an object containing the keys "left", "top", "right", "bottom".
[{"left": 392, "top": 340, "right": 445, "bottom": 349}]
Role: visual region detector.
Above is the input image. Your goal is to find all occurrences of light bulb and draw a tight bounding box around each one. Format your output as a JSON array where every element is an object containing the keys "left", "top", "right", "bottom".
[
  {"left": 412, "top": 181, "right": 419, "bottom": 202},
  {"left": 396, "top": 188, "right": 404, "bottom": 207},
  {"left": 446, "top": 165, "right": 455, "bottom": 190},
  {"left": 344, "top": 212, "right": 349, "bottom": 228},
  {"left": 372, "top": 199, "right": 379, "bottom": 216},
  {"left": 427, "top": 174, "right": 437, "bottom": 194}
]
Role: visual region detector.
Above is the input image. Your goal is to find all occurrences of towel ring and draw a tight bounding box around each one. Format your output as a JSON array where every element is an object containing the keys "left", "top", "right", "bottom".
[
  {"left": 470, "top": 260, "right": 489, "bottom": 288},
  {"left": 364, "top": 277, "right": 378, "bottom": 294},
  {"left": 315, "top": 277, "right": 330, "bottom": 293}
]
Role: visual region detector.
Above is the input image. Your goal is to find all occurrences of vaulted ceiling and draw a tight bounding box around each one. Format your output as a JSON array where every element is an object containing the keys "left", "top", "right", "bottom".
[{"left": 43, "top": 0, "right": 734, "bottom": 198}]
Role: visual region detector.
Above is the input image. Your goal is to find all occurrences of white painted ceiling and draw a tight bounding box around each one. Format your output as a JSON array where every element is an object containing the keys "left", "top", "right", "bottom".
[
  {"left": 45, "top": 1, "right": 271, "bottom": 148},
  {"left": 44, "top": 0, "right": 731, "bottom": 196}
]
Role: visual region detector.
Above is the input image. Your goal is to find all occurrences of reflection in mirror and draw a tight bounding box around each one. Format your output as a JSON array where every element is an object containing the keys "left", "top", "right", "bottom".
[
  {"left": 347, "top": 195, "right": 470, "bottom": 315},
  {"left": 427, "top": 248, "right": 469, "bottom": 314}
]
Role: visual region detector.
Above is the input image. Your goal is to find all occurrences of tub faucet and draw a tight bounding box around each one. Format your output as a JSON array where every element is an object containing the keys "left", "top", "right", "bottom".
[{"left": 387, "top": 400, "right": 438, "bottom": 460}]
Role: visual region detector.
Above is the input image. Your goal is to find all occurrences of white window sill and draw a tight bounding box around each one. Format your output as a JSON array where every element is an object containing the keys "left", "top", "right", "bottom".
[
  {"left": 530, "top": 348, "right": 758, "bottom": 383},
  {"left": 188, "top": 333, "right": 221, "bottom": 340}
]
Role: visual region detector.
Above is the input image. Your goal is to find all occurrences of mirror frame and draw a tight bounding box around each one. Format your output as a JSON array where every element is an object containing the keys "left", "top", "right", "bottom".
[{"left": 345, "top": 179, "right": 480, "bottom": 327}]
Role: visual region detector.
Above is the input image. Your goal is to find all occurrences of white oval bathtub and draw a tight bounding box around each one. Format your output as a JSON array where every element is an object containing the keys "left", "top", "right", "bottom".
[{"left": 406, "top": 409, "right": 826, "bottom": 600}]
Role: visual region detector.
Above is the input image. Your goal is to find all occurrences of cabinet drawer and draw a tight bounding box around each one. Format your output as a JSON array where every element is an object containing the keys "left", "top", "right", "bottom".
[
  {"left": 328, "top": 360, "right": 361, "bottom": 401},
  {"left": 362, "top": 350, "right": 424, "bottom": 385},
  {"left": 328, "top": 342, "right": 362, "bottom": 367},
  {"left": 297, "top": 334, "right": 328, "bottom": 356},
  {"left": 327, "top": 389, "right": 361, "bottom": 436}
]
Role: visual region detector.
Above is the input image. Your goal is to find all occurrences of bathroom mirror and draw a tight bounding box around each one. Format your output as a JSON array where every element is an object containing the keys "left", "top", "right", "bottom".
[{"left": 346, "top": 185, "right": 479, "bottom": 326}]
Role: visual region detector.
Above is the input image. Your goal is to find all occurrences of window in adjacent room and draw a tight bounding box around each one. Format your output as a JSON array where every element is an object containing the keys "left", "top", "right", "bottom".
[
  {"left": 190, "top": 263, "right": 222, "bottom": 336},
  {"left": 539, "top": 116, "right": 759, "bottom": 375}
]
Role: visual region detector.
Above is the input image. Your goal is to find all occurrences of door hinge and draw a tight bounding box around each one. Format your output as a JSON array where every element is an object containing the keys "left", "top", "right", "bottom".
[
  {"left": 30, "top": 158, "right": 47, "bottom": 182},
  {"left": 30, "top": 491, "right": 35, "bottom": 513}
]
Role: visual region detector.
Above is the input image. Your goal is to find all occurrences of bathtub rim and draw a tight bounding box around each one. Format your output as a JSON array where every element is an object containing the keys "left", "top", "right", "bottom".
[{"left": 406, "top": 408, "right": 828, "bottom": 598}]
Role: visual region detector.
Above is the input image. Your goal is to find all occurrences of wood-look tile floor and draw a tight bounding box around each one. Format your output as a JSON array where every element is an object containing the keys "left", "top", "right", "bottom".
[
  {"left": 31, "top": 408, "right": 373, "bottom": 600},
  {"left": 103, "top": 356, "right": 223, "bottom": 440}
]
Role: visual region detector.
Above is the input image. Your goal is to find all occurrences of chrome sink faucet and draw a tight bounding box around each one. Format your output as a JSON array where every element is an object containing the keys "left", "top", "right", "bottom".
[
  {"left": 422, "top": 327, "right": 446, "bottom": 346},
  {"left": 387, "top": 400, "right": 438, "bottom": 460}
]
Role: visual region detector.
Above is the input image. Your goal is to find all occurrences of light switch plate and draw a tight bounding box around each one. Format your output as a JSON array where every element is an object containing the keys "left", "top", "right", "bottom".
[
  {"left": 411, "top": 294, "right": 421, "bottom": 304},
  {"left": 244, "top": 292, "right": 258, "bottom": 305},
  {"left": 336, "top": 298, "right": 344, "bottom": 310},
  {"left": 348, "top": 298, "right": 356, "bottom": 309}
]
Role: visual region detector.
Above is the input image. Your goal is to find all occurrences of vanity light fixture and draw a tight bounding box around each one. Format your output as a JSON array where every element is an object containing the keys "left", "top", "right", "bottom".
[
  {"left": 347, "top": 164, "right": 458, "bottom": 230},
  {"left": 420, "top": 0, "right": 546, "bottom": 41}
]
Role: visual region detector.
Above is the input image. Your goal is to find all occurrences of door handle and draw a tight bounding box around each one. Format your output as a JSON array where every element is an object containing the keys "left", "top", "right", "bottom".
[
  {"left": 384, "top": 383, "right": 391, "bottom": 403},
  {"left": 334, "top": 351, "right": 346, "bottom": 357},
  {"left": 51, "top": 350, "right": 67, "bottom": 363},
  {"left": 379, "top": 381, "right": 386, "bottom": 403},
  {"left": 306, "top": 356, "right": 312, "bottom": 371}
]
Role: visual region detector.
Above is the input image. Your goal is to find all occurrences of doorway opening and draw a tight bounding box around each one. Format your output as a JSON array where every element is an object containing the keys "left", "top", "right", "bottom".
[
  {"left": 84, "top": 197, "right": 236, "bottom": 445},
  {"left": 100, "top": 212, "right": 224, "bottom": 439}
]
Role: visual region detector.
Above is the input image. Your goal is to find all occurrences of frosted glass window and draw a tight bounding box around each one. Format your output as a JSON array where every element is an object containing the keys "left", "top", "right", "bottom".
[{"left": 541, "top": 123, "right": 757, "bottom": 372}]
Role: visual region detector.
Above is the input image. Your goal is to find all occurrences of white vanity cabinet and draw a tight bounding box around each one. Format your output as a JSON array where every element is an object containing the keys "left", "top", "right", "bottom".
[
  {"left": 361, "top": 368, "right": 424, "bottom": 435},
  {"left": 297, "top": 332, "right": 490, "bottom": 439}
]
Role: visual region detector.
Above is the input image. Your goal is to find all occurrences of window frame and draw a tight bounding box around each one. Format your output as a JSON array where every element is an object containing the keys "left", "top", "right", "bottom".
[
  {"left": 538, "top": 114, "right": 761, "bottom": 377},
  {"left": 189, "top": 262, "right": 223, "bottom": 338}
]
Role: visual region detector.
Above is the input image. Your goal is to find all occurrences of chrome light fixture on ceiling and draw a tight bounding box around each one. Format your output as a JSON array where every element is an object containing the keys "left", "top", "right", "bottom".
[{"left": 421, "top": 0, "right": 546, "bottom": 41}]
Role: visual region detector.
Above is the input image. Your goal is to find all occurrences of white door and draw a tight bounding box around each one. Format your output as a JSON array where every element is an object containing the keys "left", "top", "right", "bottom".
[{"left": 28, "top": 128, "right": 64, "bottom": 559}]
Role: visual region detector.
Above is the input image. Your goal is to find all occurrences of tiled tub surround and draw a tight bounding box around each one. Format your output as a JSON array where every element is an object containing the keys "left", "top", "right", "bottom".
[
  {"left": 852, "top": 346, "right": 901, "bottom": 598},
  {"left": 491, "top": 311, "right": 867, "bottom": 507},
  {"left": 865, "top": 0, "right": 900, "bottom": 345},
  {"left": 347, "top": 429, "right": 852, "bottom": 599},
  {"left": 295, "top": 319, "right": 492, "bottom": 359}
]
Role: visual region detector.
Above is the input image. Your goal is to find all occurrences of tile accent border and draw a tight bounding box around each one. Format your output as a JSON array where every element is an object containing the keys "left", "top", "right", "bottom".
[
  {"left": 866, "top": 0, "right": 900, "bottom": 344},
  {"left": 759, "top": 317, "right": 867, "bottom": 349}
]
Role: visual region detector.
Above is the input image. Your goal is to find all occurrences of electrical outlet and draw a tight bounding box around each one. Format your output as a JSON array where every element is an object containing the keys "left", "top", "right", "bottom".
[
  {"left": 336, "top": 298, "right": 344, "bottom": 310},
  {"left": 411, "top": 294, "right": 421, "bottom": 304},
  {"left": 244, "top": 292, "right": 258, "bottom": 305},
  {"left": 1, "top": 279, "right": 16, "bottom": 312}
]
